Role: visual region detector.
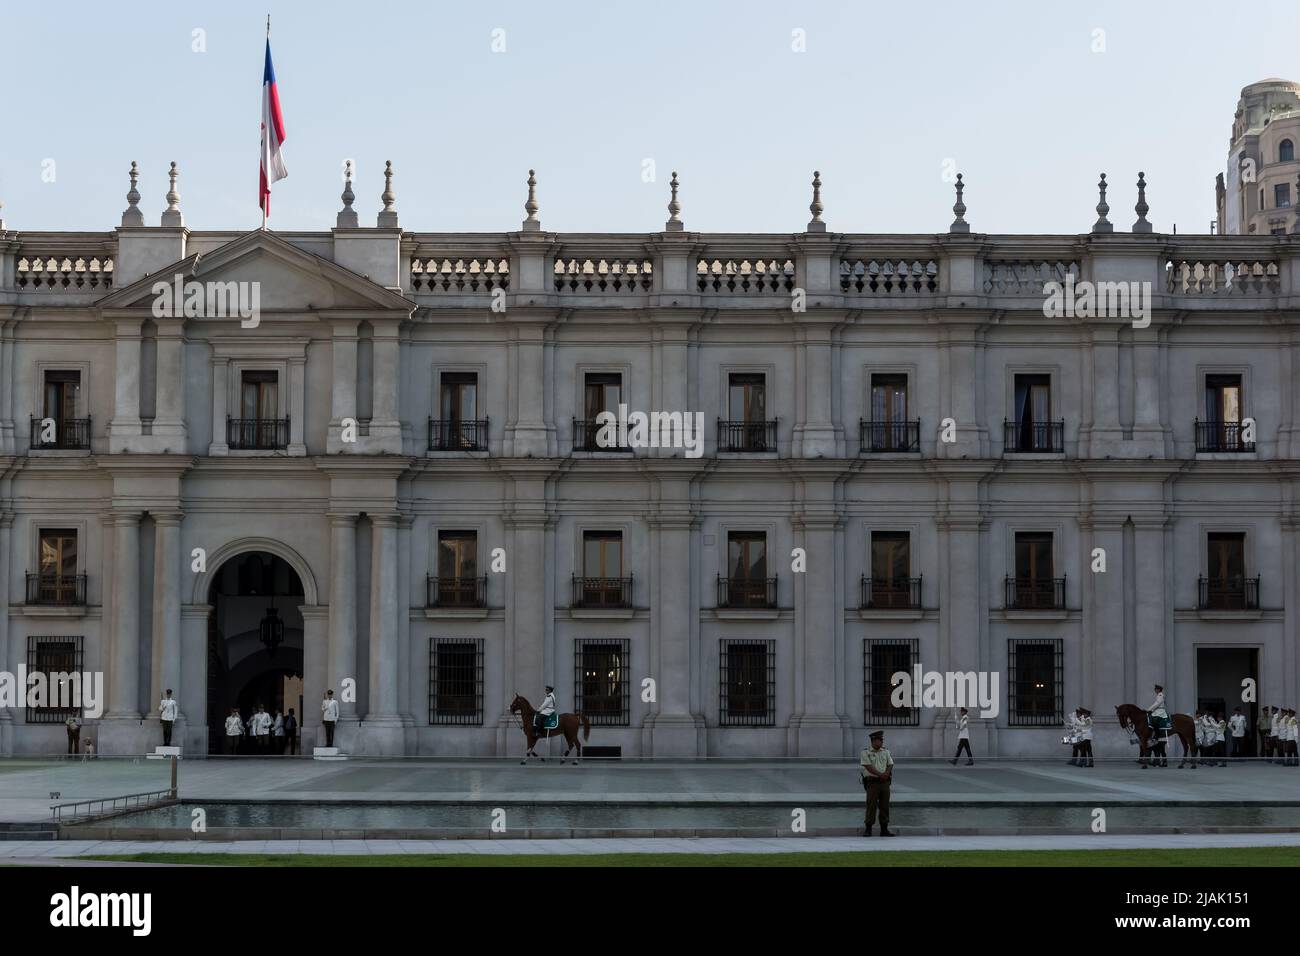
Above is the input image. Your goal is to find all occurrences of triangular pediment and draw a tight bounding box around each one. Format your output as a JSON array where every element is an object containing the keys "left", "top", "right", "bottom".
[{"left": 98, "top": 229, "right": 413, "bottom": 315}]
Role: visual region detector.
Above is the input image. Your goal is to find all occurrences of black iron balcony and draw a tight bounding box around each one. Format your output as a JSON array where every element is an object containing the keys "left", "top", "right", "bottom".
[
  {"left": 1198, "top": 576, "right": 1260, "bottom": 611},
  {"left": 227, "top": 416, "right": 289, "bottom": 450},
  {"left": 717, "top": 575, "right": 778, "bottom": 609},
  {"left": 1005, "top": 576, "right": 1066, "bottom": 610},
  {"left": 859, "top": 419, "right": 920, "bottom": 453},
  {"left": 1194, "top": 419, "right": 1255, "bottom": 453},
  {"left": 861, "top": 576, "right": 922, "bottom": 610},
  {"left": 717, "top": 419, "right": 777, "bottom": 453},
  {"left": 427, "top": 575, "right": 487, "bottom": 608},
  {"left": 30, "top": 416, "right": 90, "bottom": 450},
  {"left": 429, "top": 418, "right": 489, "bottom": 451},
  {"left": 572, "top": 418, "right": 632, "bottom": 452},
  {"left": 571, "top": 574, "right": 634, "bottom": 608},
  {"left": 25, "top": 572, "right": 87, "bottom": 606},
  {"left": 1004, "top": 419, "right": 1064, "bottom": 453}
]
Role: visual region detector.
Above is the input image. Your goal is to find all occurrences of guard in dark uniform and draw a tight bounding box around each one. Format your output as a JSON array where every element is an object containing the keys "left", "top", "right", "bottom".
[{"left": 859, "top": 730, "right": 895, "bottom": 837}]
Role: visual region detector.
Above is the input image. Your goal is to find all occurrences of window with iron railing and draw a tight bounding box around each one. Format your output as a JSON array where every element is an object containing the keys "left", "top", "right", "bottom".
[
  {"left": 575, "top": 639, "right": 631, "bottom": 725},
  {"left": 430, "top": 639, "right": 483, "bottom": 725},
  {"left": 719, "top": 373, "right": 776, "bottom": 451},
  {"left": 1198, "top": 375, "right": 1250, "bottom": 451},
  {"left": 33, "top": 371, "right": 90, "bottom": 449},
  {"left": 1200, "top": 533, "right": 1257, "bottom": 609},
  {"left": 720, "top": 639, "right": 775, "bottom": 726},
  {"left": 1008, "top": 532, "right": 1063, "bottom": 609},
  {"left": 1008, "top": 639, "right": 1062, "bottom": 726},
  {"left": 1006, "top": 374, "right": 1062, "bottom": 452},
  {"left": 864, "top": 639, "right": 920, "bottom": 725},
  {"left": 26, "top": 635, "right": 84, "bottom": 723},
  {"left": 431, "top": 531, "right": 483, "bottom": 606},
  {"left": 720, "top": 531, "right": 775, "bottom": 607}
]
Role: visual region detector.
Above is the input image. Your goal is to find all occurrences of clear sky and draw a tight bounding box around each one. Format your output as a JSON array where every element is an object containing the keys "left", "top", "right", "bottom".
[{"left": 2, "top": 0, "right": 1297, "bottom": 236}]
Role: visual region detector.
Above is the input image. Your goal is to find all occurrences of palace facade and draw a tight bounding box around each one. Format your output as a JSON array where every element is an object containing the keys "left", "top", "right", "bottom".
[{"left": 1, "top": 162, "right": 1298, "bottom": 758}]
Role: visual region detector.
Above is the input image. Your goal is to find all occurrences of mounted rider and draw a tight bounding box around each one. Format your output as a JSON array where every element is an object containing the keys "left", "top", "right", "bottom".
[
  {"left": 534, "top": 685, "right": 557, "bottom": 735},
  {"left": 1146, "top": 684, "right": 1171, "bottom": 736}
]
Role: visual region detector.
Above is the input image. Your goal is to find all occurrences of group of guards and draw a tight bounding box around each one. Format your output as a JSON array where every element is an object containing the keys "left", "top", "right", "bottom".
[{"left": 1260, "top": 706, "right": 1300, "bottom": 766}]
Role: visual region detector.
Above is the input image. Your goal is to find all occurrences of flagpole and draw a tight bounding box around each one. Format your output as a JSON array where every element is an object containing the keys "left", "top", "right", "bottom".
[{"left": 262, "top": 15, "right": 270, "bottom": 230}]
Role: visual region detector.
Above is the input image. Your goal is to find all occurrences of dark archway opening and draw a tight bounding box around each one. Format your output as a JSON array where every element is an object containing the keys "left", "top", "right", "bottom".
[{"left": 206, "top": 551, "right": 305, "bottom": 754}]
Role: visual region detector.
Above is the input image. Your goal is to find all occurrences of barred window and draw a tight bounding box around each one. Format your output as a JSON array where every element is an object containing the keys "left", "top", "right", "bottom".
[
  {"left": 429, "top": 639, "right": 483, "bottom": 725},
  {"left": 574, "top": 639, "right": 630, "bottom": 726},
  {"left": 26, "top": 636, "right": 84, "bottom": 723},
  {"left": 864, "top": 639, "right": 919, "bottom": 726},
  {"left": 1008, "top": 639, "right": 1062, "bottom": 726},
  {"left": 720, "top": 639, "right": 775, "bottom": 727}
]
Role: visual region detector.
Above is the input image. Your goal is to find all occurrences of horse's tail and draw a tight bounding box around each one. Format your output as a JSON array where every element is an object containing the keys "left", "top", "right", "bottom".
[{"left": 581, "top": 714, "right": 591, "bottom": 741}]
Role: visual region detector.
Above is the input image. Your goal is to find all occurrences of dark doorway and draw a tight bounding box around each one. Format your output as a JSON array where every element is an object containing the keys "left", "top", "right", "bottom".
[
  {"left": 1197, "top": 647, "right": 1258, "bottom": 757},
  {"left": 206, "top": 552, "right": 305, "bottom": 754}
]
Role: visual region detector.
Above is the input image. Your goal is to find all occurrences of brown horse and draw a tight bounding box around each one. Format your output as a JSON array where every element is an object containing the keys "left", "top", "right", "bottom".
[
  {"left": 1115, "top": 704, "right": 1197, "bottom": 768},
  {"left": 509, "top": 694, "right": 590, "bottom": 764}
]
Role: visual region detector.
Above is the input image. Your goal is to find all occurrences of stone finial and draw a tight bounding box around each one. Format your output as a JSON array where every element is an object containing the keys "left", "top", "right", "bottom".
[
  {"left": 121, "top": 161, "right": 144, "bottom": 227},
  {"left": 1132, "top": 171, "right": 1152, "bottom": 234},
  {"left": 161, "top": 161, "right": 183, "bottom": 227},
  {"left": 1092, "top": 173, "right": 1112, "bottom": 234},
  {"left": 806, "top": 170, "right": 826, "bottom": 232},
  {"left": 665, "top": 170, "right": 683, "bottom": 231},
  {"left": 337, "top": 160, "right": 358, "bottom": 228},
  {"left": 522, "top": 169, "right": 540, "bottom": 231},
  {"left": 377, "top": 160, "right": 398, "bottom": 227},
  {"left": 949, "top": 173, "right": 970, "bottom": 234}
]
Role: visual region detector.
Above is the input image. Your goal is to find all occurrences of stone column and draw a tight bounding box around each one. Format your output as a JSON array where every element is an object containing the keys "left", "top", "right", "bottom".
[
  {"left": 1131, "top": 328, "right": 1165, "bottom": 455},
  {"left": 0, "top": 512, "right": 11, "bottom": 754},
  {"left": 328, "top": 322, "right": 359, "bottom": 453},
  {"left": 299, "top": 605, "right": 330, "bottom": 751},
  {"left": 364, "top": 514, "right": 403, "bottom": 752},
  {"left": 497, "top": 494, "right": 550, "bottom": 752},
  {"left": 1133, "top": 517, "right": 1170, "bottom": 702},
  {"left": 642, "top": 482, "right": 704, "bottom": 756},
  {"left": 506, "top": 326, "right": 548, "bottom": 456},
  {"left": 108, "top": 319, "right": 144, "bottom": 452},
  {"left": 369, "top": 328, "right": 402, "bottom": 452},
  {"left": 1084, "top": 516, "right": 1126, "bottom": 731},
  {"left": 148, "top": 514, "right": 183, "bottom": 724},
  {"left": 327, "top": 514, "right": 359, "bottom": 743},
  {"left": 209, "top": 354, "right": 229, "bottom": 455},
  {"left": 0, "top": 316, "right": 18, "bottom": 455},
  {"left": 288, "top": 356, "right": 306, "bottom": 455},
  {"left": 100, "top": 511, "right": 144, "bottom": 753},
  {"left": 397, "top": 515, "right": 414, "bottom": 738},
  {"left": 789, "top": 504, "right": 847, "bottom": 755},
  {"left": 795, "top": 326, "right": 838, "bottom": 458},
  {"left": 152, "top": 319, "right": 186, "bottom": 448},
  {"left": 1085, "top": 327, "right": 1123, "bottom": 457},
  {"left": 938, "top": 327, "right": 985, "bottom": 458},
  {"left": 179, "top": 604, "right": 210, "bottom": 754}
]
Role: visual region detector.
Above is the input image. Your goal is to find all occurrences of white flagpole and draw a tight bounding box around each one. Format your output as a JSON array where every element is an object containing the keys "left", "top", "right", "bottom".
[{"left": 261, "top": 14, "right": 270, "bottom": 230}]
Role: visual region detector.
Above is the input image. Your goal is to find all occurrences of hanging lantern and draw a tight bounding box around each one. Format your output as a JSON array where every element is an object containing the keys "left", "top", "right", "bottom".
[{"left": 259, "top": 606, "right": 284, "bottom": 658}]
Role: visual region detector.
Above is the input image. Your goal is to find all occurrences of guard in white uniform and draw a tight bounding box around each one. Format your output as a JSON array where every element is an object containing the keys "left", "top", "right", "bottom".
[
  {"left": 1076, "top": 708, "right": 1094, "bottom": 767},
  {"left": 159, "top": 689, "right": 179, "bottom": 747},
  {"left": 534, "top": 686, "right": 557, "bottom": 735}
]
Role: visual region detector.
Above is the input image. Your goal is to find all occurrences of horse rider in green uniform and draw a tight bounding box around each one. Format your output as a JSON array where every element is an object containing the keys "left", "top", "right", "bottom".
[
  {"left": 860, "top": 730, "right": 895, "bottom": 837},
  {"left": 1146, "top": 684, "right": 1170, "bottom": 767}
]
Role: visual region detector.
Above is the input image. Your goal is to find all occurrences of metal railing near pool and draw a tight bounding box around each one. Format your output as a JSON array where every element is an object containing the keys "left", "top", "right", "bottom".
[{"left": 51, "top": 787, "right": 178, "bottom": 823}]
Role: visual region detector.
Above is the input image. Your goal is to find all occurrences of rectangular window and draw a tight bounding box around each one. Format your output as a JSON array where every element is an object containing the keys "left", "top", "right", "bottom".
[
  {"left": 1008, "top": 639, "right": 1062, "bottom": 726},
  {"left": 43, "top": 370, "right": 80, "bottom": 422},
  {"left": 435, "top": 531, "right": 480, "bottom": 606},
  {"left": 25, "top": 636, "right": 84, "bottom": 723},
  {"left": 1207, "top": 532, "right": 1246, "bottom": 581},
  {"left": 429, "top": 639, "right": 483, "bottom": 724},
  {"left": 728, "top": 373, "right": 766, "bottom": 423},
  {"left": 867, "top": 531, "right": 915, "bottom": 608},
  {"left": 1011, "top": 374, "right": 1056, "bottom": 451},
  {"left": 435, "top": 372, "right": 482, "bottom": 449},
  {"left": 584, "top": 373, "right": 622, "bottom": 420},
  {"left": 39, "top": 529, "right": 78, "bottom": 579},
  {"left": 870, "top": 374, "right": 908, "bottom": 425},
  {"left": 864, "top": 639, "right": 919, "bottom": 725},
  {"left": 720, "top": 639, "right": 775, "bottom": 726},
  {"left": 575, "top": 639, "right": 630, "bottom": 726},
  {"left": 1202, "top": 532, "right": 1256, "bottom": 609},
  {"left": 240, "top": 371, "right": 278, "bottom": 420},
  {"left": 722, "top": 531, "right": 772, "bottom": 606},
  {"left": 1276, "top": 183, "right": 1292, "bottom": 208},
  {"left": 576, "top": 531, "right": 628, "bottom": 606},
  {"left": 1009, "top": 531, "right": 1061, "bottom": 609}
]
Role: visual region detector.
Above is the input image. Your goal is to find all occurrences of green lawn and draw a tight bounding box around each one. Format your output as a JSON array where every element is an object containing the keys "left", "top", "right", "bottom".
[{"left": 82, "top": 847, "right": 1300, "bottom": 867}]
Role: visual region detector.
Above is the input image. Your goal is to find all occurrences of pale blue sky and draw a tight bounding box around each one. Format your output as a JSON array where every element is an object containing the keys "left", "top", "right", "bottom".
[{"left": 2, "top": 0, "right": 1297, "bottom": 235}]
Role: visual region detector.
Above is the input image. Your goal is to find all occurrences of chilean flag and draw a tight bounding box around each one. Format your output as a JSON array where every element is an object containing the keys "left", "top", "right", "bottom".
[{"left": 259, "top": 38, "right": 287, "bottom": 220}]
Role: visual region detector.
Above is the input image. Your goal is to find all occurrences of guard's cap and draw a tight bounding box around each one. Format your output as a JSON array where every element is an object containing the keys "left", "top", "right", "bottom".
[{"left": 869, "top": 730, "right": 885, "bottom": 741}]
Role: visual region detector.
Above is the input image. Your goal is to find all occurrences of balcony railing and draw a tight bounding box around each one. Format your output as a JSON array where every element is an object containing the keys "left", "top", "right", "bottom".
[
  {"left": 429, "top": 418, "right": 489, "bottom": 451},
  {"left": 861, "top": 576, "right": 922, "bottom": 610},
  {"left": 227, "top": 417, "right": 289, "bottom": 450},
  {"left": 1194, "top": 419, "right": 1255, "bottom": 453},
  {"left": 25, "top": 573, "right": 87, "bottom": 606},
  {"left": 859, "top": 419, "right": 920, "bottom": 453},
  {"left": 717, "top": 575, "right": 778, "bottom": 609},
  {"left": 29, "top": 416, "right": 91, "bottom": 450},
  {"left": 426, "top": 575, "right": 487, "bottom": 609},
  {"left": 1003, "top": 419, "right": 1064, "bottom": 453},
  {"left": 1005, "top": 576, "right": 1066, "bottom": 610},
  {"left": 571, "top": 575, "right": 634, "bottom": 609},
  {"left": 717, "top": 419, "right": 777, "bottom": 453},
  {"left": 1198, "top": 576, "right": 1260, "bottom": 611},
  {"left": 572, "top": 418, "right": 631, "bottom": 452}
]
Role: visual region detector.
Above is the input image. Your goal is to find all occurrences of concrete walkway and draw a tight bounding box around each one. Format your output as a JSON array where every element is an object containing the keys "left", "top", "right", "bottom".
[
  {"left": 1, "top": 831, "right": 1298, "bottom": 859},
  {"left": 4, "top": 757, "right": 1297, "bottom": 824}
]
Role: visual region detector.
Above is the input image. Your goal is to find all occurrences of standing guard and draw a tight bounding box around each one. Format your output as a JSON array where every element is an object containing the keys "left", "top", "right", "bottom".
[{"left": 860, "top": 730, "right": 895, "bottom": 837}]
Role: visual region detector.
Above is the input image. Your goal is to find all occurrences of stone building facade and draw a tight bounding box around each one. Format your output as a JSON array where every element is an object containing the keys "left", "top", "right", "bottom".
[{"left": 1, "top": 163, "right": 1298, "bottom": 758}]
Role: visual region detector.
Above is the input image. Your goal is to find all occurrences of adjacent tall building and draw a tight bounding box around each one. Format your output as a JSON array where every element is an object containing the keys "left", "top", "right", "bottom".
[
  {"left": 1, "top": 162, "right": 1297, "bottom": 759},
  {"left": 1217, "top": 78, "right": 1300, "bottom": 235}
]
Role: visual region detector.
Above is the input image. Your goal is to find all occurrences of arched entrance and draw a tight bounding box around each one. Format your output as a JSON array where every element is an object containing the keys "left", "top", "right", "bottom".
[{"left": 205, "top": 551, "right": 306, "bottom": 754}]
